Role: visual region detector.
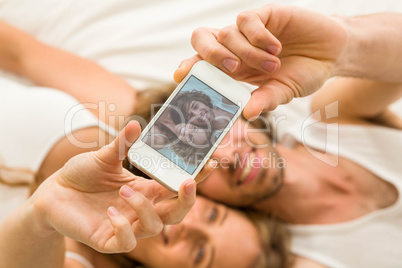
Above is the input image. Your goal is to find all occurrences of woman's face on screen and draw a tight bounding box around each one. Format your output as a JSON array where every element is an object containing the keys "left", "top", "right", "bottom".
[
  {"left": 175, "top": 123, "right": 209, "bottom": 146},
  {"left": 128, "top": 196, "right": 263, "bottom": 268}
]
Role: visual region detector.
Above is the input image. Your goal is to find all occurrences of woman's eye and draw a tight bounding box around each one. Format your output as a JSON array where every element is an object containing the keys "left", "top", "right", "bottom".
[
  {"left": 209, "top": 207, "right": 218, "bottom": 222},
  {"left": 195, "top": 245, "right": 205, "bottom": 265}
]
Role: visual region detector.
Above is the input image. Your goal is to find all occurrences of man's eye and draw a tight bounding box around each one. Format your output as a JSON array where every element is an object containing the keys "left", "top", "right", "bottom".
[
  {"left": 195, "top": 245, "right": 205, "bottom": 265},
  {"left": 209, "top": 207, "right": 218, "bottom": 222}
]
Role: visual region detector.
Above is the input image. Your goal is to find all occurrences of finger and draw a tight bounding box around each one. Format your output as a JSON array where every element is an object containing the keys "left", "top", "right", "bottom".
[
  {"left": 243, "top": 80, "right": 294, "bottom": 120},
  {"left": 155, "top": 179, "right": 196, "bottom": 225},
  {"left": 174, "top": 54, "right": 203, "bottom": 83},
  {"left": 191, "top": 27, "right": 241, "bottom": 74},
  {"left": 217, "top": 25, "right": 280, "bottom": 74},
  {"left": 236, "top": 9, "right": 282, "bottom": 55},
  {"left": 155, "top": 159, "right": 218, "bottom": 225},
  {"left": 96, "top": 121, "right": 142, "bottom": 163},
  {"left": 120, "top": 185, "right": 164, "bottom": 238},
  {"left": 129, "top": 159, "right": 217, "bottom": 204},
  {"left": 106, "top": 206, "right": 137, "bottom": 253},
  {"left": 128, "top": 178, "right": 176, "bottom": 204}
]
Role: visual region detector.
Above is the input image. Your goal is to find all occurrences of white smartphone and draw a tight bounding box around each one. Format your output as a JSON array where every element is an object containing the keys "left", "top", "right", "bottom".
[{"left": 128, "top": 60, "right": 251, "bottom": 192}]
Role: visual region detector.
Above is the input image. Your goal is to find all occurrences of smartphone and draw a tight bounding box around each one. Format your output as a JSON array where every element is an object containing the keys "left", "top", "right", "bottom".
[{"left": 128, "top": 60, "right": 251, "bottom": 192}]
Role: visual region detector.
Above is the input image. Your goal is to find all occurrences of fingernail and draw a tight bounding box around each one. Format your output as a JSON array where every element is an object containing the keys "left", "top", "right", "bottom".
[
  {"left": 185, "top": 180, "right": 195, "bottom": 196},
  {"left": 267, "top": 45, "right": 280, "bottom": 55},
  {"left": 108, "top": 206, "right": 120, "bottom": 217},
  {"left": 262, "top": 61, "right": 278, "bottom": 73},
  {"left": 222, "top": 59, "right": 239, "bottom": 73},
  {"left": 121, "top": 185, "right": 136, "bottom": 198}
]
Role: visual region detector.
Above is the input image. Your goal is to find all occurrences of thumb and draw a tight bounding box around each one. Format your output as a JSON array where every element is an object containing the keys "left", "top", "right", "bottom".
[
  {"left": 173, "top": 55, "right": 203, "bottom": 83},
  {"left": 243, "top": 80, "right": 294, "bottom": 120},
  {"left": 96, "top": 121, "right": 142, "bottom": 164}
]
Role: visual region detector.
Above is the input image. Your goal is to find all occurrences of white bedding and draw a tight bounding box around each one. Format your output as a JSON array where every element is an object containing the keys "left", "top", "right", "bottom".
[
  {"left": 0, "top": 0, "right": 401, "bottom": 223},
  {"left": 1, "top": 0, "right": 401, "bottom": 90}
]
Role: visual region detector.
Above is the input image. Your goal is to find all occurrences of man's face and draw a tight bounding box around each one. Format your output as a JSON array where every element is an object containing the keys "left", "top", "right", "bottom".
[{"left": 198, "top": 119, "right": 285, "bottom": 207}]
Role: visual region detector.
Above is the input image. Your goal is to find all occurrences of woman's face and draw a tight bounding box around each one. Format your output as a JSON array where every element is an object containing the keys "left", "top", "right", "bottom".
[
  {"left": 128, "top": 196, "right": 263, "bottom": 268},
  {"left": 175, "top": 123, "right": 209, "bottom": 146},
  {"left": 186, "top": 101, "right": 215, "bottom": 126}
]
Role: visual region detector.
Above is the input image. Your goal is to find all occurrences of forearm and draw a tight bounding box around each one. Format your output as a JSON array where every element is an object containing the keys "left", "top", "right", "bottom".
[
  {"left": 0, "top": 20, "right": 30, "bottom": 74},
  {"left": 0, "top": 189, "right": 65, "bottom": 268},
  {"left": 0, "top": 20, "right": 136, "bottom": 130},
  {"left": 21, "top": 41, "right": 137, "bottom": 130},
  {"left": 334, "top": 13, "right": 402, "bottom": 82},
  {"left": 312, "top": 77, "right": 402, "bottom": 121}
]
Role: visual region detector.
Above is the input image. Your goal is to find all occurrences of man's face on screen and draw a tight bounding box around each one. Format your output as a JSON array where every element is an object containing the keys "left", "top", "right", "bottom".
[{"left": 185, "top": 100, "right": 215, "bottom": 126}]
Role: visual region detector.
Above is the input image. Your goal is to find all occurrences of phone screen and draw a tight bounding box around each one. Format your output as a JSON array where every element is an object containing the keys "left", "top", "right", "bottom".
[{"left": 142, "top": 75, "right": 239, "bottom": 174}]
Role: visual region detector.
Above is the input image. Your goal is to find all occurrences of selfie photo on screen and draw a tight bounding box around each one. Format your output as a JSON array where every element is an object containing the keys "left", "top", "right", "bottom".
[{"left": 142, "top": 75, "right": 239, "bottom": 173}]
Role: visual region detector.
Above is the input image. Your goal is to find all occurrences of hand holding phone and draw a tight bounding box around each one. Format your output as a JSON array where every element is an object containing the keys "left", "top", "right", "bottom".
[{"left": 128, "top": 61, "right": 251, "bottom": 192}]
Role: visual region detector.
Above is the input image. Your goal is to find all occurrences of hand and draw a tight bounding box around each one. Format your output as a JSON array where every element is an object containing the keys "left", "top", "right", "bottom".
[
  {"left": 33, "top": 121, "right": 216, "bottom": 253},
  {"left": 174, "top": 4, "right": 348, "bottom": 119}
]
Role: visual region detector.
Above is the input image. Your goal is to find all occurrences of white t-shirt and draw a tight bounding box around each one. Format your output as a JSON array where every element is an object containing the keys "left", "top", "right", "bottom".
[
  {"left": 0, "top": 77, "right": 109, "bottom": 223},
  {"left": 266, "top": 87, "right": 402, "bottom": 267},
  {"left": 276, "top": 112, "right": 402, "bottom": 267}
]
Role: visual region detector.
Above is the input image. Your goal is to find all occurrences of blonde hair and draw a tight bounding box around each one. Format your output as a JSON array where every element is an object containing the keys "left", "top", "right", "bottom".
[
  {"left": 245, "top": 210, "right": 293, "bottom": 268},
  {"left": 0, "top": 155, "right": 38, "bottom": 195}
]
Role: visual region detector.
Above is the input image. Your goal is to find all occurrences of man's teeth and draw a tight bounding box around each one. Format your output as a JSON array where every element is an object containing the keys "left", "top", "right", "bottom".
[{"left": 238, "top": 152, "right": 256, "bottom": 184}]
